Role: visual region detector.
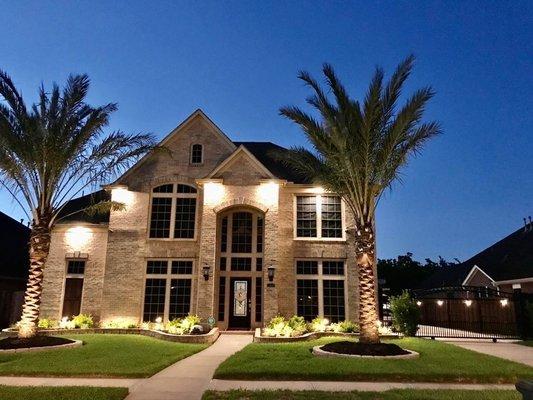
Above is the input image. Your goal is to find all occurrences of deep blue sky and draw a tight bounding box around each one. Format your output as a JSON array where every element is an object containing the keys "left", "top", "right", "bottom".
[{"left": 1, "top": 1, "right": 531, "bottom": 262}]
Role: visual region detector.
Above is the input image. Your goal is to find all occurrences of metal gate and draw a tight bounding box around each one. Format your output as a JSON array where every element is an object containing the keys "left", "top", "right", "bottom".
[{"left": 412, "top": 286, "right": 530, "bottom": 340}]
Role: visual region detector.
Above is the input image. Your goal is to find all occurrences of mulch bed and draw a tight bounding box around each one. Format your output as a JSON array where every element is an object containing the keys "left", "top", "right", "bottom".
[
  {"left": 320, "top": 341, "right": 410, "bottom": 356},
  {"left": 0, "top": 336, "right": 75, "bottom": 350}
]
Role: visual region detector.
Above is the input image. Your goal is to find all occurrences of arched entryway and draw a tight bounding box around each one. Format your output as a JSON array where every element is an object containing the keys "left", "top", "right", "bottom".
[{"left": 215, "top": 208, "right": 264, "bottom": 330}]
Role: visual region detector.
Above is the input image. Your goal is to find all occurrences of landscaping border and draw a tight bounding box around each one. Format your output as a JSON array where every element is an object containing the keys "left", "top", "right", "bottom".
[
  {"left": 253, "top": 328, "right": 400, "bottom": 343},
  {"left": 312, "top": 345, "right": 419, "bottom": 359},
  {"left": 1, "top": 327, "right": 220, "bottom": 344},
  {"left": 0, "top": 339, "right": 83, "bottom": 354}
]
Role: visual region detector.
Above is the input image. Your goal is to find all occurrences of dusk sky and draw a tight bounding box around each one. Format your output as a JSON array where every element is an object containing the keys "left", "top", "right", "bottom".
[{"left": 1, "top": 1, "right": 531, "bottom": 262}]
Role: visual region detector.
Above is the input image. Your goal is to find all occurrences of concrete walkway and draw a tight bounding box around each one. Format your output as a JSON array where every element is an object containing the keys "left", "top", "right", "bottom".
[
  {"left": 447, "top": 341, "right": 533, "bottom": 366},
  {"left": 209, "top": 380, "right": 515, "bottom": 392},
  {"left": 125, "top": 333, "right": 252, "bottom": 400},
  {"left": 0, "top": 376, "right": 141, "bottom": 388}
]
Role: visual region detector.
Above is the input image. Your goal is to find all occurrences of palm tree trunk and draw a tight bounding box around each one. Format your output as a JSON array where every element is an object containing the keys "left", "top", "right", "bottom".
[
  {"left": 356, "top": 222, "right": 380, "bottom": 344},
  {"left": 18, "top": 219, "right": 51, "bottom": 338}
]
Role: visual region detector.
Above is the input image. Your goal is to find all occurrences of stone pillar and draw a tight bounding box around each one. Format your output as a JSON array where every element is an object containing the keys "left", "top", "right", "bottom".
[{"left": 263, "top": 197, "right": 280, "bottom": 322}]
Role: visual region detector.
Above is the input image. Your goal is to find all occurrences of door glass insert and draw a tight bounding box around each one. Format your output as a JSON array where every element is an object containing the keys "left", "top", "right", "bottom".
[{"left": 233, "top": 280, "right": 248, "bottom": 316}]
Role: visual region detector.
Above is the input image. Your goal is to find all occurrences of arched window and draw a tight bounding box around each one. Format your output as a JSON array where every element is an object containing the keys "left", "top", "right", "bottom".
[
  {"left": 149, "top": 184, "right": 198, "bottom": 239},
  {"left": 190, "top": 144, "right": 203, "bottom": 164}
]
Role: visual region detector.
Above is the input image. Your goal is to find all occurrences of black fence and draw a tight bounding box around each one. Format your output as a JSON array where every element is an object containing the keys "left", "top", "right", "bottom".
[{"left": 412, "top": 286, "right": 532, "bottom": 340}]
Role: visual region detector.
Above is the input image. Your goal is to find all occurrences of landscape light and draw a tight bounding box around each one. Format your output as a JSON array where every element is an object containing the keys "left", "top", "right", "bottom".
[
  {"left": 437, "top": 300, "right": 444, "bottom": 306},
  {"left": 416, "top": 301, "right": 422, "bottom": 306},
  {"left": 464, "top": 300, "right": 472, "bottom": 307},
  {"left": 500, "top": 299, "right": 509, "bottom": 307}
]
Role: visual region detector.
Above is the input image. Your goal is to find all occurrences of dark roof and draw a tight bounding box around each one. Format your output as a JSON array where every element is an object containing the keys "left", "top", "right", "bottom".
[
  {"left": 420, "top": 224, "right": 533, "bottom": 288},
  {"left": 0, "top": 211, "right": 30, "bottom": 280},
  {"left": 233, "top": 141, "right": 309, "bottom": 184},
  {"left": 57, "top": 190, "right": 111, "bottom": 224}
]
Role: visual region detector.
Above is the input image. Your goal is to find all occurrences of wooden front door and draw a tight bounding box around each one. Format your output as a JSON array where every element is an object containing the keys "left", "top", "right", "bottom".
[
  {"left": 62, "top": 278, "right": 83, "bottom": 318},
  {"left": 228, "top": 277, "right": 251, "bottom": 329}
]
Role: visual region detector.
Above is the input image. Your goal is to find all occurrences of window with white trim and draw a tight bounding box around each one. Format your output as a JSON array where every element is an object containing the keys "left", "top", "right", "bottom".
[
  {"left": 149, "top": 184, "right": 197, "bottom": 239},
  {"left": 296, "top": 260, "right": 346, "bottom": 322},
  {"left": 295, "top": 195, "right": 343, "bottom": 239},
  {"left": 190, "top": 144, "right": 203, "bottom": 164},
  {"left": 143, "top": 260, "right": 193, "bottom": 322}
]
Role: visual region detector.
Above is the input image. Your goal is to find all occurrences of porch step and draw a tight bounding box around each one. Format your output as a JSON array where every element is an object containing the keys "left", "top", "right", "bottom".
[{"left": 221, "top": 330, "right": 254, "bottom": 335}]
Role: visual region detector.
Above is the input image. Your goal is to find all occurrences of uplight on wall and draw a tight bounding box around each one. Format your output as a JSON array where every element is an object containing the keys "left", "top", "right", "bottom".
[
  {"left": 111, "top": 186, "right": 134, "bottom": 208},
  {"left": 257, "top": 181, "right": 279, "bottom": 206},
  {"left": 65, "top": 226, "right": 92, "bottom": 251},
  {"left": 204, "top": 182, "right": 225, "bottom": 205}
]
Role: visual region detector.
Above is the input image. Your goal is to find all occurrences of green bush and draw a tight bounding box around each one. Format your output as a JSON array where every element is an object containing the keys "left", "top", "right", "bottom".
[
  {"left": 287, "top": 315, "right": 307, "bottom": 335},
  {"left": 309, "top": 317, "right": 329, "bottom": 332},
  {"left": 330, "top": 320, "right": 359, "bottom": 333},
  {"left": 37, "top": 318, "right": 57, "bottom": 329},
  {"left": 166, "top": 315, "right": 201, "bottom": 335},
  {"left": 71, "top": 314, "right": 94, "bottom": 329},
  {"left": 101, "top": 318, "right": 138, "bottom": 329},
  {"left": 390, "top": 291, "right": 420, "bottom": 336}
]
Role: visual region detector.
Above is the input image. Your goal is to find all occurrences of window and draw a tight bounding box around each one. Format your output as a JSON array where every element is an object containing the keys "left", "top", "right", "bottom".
[
  {"left": 295, "top": 195, "right": 343, "bottom": 239},
  {"left": 295, "top": 259, "right": 346, "bottom": 322},
  {"left": 143, "top": 259, "right": 193, "bottom": 322},
  {"left": 255, "top": 277, "right": 262, "bottom": 323},
  {"left": 191, "top": 144, "right": 203, "bottom": 164},
  {"left": 67, "top": 260, "right": 86, "bottom": 275},
  {"left": 149, "top": 184, "right": 198, "bottom": 239}
]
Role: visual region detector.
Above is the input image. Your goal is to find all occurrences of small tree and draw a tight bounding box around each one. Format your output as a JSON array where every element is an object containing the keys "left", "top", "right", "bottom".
[
  {"left": 0, "top": 71, "right": 155, "bottom": 338},
  {"left": 390, "top": 291, "right": 420, "bottom": 336}
]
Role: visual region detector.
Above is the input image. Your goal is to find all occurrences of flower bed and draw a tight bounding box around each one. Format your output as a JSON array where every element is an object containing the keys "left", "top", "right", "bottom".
[{"left": 3, "top": 314, "right": 220, "bottom": 345}]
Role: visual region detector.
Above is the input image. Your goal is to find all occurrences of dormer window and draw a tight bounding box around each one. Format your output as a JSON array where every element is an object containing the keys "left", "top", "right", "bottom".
[{"left": 190, "top": 144, "right": 203, "bottom": 165}]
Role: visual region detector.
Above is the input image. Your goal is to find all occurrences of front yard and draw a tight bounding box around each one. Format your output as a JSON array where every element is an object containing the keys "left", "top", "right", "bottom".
[
  {"left": 0, "top": 386, "right": 128, "bottom": 400},
  {"left": 202, "top": 389, "right": 519, "bottom": 400},
  {"left": 214, "top": 337, "right": 533, "bottom": 383},
  {"left": 0, "top": 334, "right": 207, "bottom": 378}
]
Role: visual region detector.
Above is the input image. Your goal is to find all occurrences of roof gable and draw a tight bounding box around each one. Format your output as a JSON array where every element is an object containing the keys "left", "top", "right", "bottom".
[
  {"left": 208, "top": 145, "right": 275, "bottom": 184},
  {"left": 114, "top": 109, "right": 236, "bottom": 185}
]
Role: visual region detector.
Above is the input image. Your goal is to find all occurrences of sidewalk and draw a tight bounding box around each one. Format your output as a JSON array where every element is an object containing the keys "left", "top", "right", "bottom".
[
  {"left": 208, "top": 380, "right": 515, "bottom": 392},
  {"left": 125, "top": 333, "right": 252, "bottom": 400},
  {"left": 447, "top": 340, "right": 533, "bottom": 366}
]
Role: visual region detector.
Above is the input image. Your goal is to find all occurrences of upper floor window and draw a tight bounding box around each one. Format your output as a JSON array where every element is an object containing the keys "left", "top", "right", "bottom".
[
  {"left": 149, "top": 184, "right": 197, "bottom": 239},
  {"left": 295, "top": 195, "right": 343, "bottom": 239},
  {"left": 190, "top": 144, "right": 203, "bottom": 164}
]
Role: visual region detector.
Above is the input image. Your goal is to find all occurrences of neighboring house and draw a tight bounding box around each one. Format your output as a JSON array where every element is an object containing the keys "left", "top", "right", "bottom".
[
  {"left": 0, "top": 211, "right": 30, "bottom": 328},
  {"left": 40, "top": 109, "right": 360, "bottom": 330},
  {"left": 421, "top": 220, "right": 533, "bottom": 293}
]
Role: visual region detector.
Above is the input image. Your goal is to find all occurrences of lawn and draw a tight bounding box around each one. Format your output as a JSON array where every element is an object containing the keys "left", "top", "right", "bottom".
[
  {"left": 202, "top": 389, "right": 519, "bottom": 400},
  {"left": 214, "top": 337, "right": 533, "bottom": 383},
  {"left": 0, "top": 386, "right": 128, "bottom": 400},
  {"left": 0, "top": 334, "right": 207, "bottom": 378},
  {"left": 519, "top": 341, "right": 533, "bottom": 347}
]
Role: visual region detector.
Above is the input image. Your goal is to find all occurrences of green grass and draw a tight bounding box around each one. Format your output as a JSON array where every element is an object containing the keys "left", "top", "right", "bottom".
[
  {"left": 202, "top": 389, "right": 519, "bottom": 400},
  {"left": 0, "top": 334, "right": 207, "bottom": 378},
  {"left": 0, "top": 386, "right": 128, "bottom": 400},
  {"left": 519, "top": 340, "right": 533, "bottom": 347},
  {"left": 214, "top": 337, "right": 533, "bottom": 383}
]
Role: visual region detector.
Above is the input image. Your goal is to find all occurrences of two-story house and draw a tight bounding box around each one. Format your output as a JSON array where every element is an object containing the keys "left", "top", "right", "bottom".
[{"left": 40, "top": 110, "right": 360, "bottom": 330}]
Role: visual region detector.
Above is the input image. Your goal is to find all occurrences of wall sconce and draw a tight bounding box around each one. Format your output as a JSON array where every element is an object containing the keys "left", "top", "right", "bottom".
[
  {"left": 464, "top": 300, "right": 472, "bottom": 307},
  {"left": 202, "top": 264, "right": 210, "bottom": 281},
  {"left": 437, "top": 300, "right": 444, "bottom": 306},
  {"left": 267, "top": 265, "right": 276, "bottom": 287},
  {"left": 500, "top": 299, "right": 509, "bottom": 307}
]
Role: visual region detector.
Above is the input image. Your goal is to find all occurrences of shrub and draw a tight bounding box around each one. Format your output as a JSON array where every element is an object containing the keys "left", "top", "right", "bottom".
[
  {"left": 37, "top": 318, "right": 57, "bottom": 329},
  {"left": 287, "top": 315, "right": 307, "bottom": 335},
  {"left": 264, "top": 315, "right": 290, "bottom": 337},
  {"left": 71, "top": 314, "right": 94, "bottom": 329},
  {"left": 330, "top": 320, "right": 359, "bottom": 333},
  {"left": 59, "top": 317, "right": 76, "bottom": 329},
  {"left": 390, "top": 291, "right": 420, "bottom": 336},
  {"left": 166, "top": 315, "right": 201, "bottom": 335},
  {"left": 101, "top": 318, "right": 138, "bottom": 329},
  {"left": 309, "top": 317, "right": 329, "bottom": 332}
]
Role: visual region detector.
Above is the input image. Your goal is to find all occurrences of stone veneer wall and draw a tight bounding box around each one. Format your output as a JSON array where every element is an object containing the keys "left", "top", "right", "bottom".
[{"left": 40, "top": 224, "right": 109, "bottom": 320}]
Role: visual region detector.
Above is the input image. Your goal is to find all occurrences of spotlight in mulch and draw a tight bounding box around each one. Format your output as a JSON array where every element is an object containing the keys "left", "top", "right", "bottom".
[{"left": 0, "top": 336, "right": 75, "bottom": 350}]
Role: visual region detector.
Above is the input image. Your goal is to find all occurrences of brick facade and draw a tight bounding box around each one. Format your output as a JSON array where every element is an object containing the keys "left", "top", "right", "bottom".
[{"left": 41, "top": 110, "right": 368, "bottom": 328}]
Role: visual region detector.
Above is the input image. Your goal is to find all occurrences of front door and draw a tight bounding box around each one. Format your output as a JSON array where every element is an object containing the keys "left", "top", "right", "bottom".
[{"left": 229, "top": 277, "right": 251, "bottom": 329}]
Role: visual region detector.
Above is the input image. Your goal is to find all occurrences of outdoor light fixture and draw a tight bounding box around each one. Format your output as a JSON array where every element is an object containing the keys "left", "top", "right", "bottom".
[
  {"left": 155, "top": 317, "right": 162, "bottom": 324},
  {"left": 464, "top": 300, "right": 472, "bottom": 307},
  {"left": 500, "top": 299, "right": 509, "bottom": 307},
  {"left": 267, "top": 265, "right": 276, "bottom": 282},
  {"left": 202, "top": 264, "right": 210, "bottom": 281},
  {"left": 437, "top": 300, "right": 444, "bottom": 306},
  {"left": 416, "top": 301, "right": 422, "bottom": 306}
]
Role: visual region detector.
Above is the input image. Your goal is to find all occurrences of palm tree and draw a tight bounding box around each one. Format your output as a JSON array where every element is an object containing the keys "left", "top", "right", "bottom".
[
  {"left": 0, "top": 71, "right": 155, "bottom": 338},
  {"left": 279, "top": 55, "right": 440, "bottom": 344}
]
